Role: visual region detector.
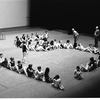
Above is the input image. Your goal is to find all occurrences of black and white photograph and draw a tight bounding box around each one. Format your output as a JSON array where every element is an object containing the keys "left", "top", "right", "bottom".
[{"left": 0, "top": 0, "right": 100, "bottom": 98}]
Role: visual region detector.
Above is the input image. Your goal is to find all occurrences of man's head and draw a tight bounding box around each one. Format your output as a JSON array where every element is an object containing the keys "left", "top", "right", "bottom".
[
  {"left": 72, "top": 28, "right": 74, "bottom": 31},
  {"left": 96, "top": 26, "right": 99, "bottom": 29}
]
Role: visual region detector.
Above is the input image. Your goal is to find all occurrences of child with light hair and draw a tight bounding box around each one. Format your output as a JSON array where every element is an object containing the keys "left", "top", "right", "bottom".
[{"left": 35, "top": 66, "right": 44, "bottom": 81}]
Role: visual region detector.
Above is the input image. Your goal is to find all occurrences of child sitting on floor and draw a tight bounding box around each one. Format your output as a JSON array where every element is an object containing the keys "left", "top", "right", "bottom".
[
  {"left": 26, "top": 64, "right": 35, "bottom": 78},
  {"left": 63, "top": 41, "right": 68, "bottom": 49},
  {"left": 97, "top": 55, "right": 100, "bottom": 67},
  {"left": 1, "top": 58, "right": 9, "bottom": 68},
  {"left": 9, "top": 57, "right": 17, "bottom": 71},
  {"left": 44, "top": 67, "right": 53, "bottom": 83},
  {"left": 84, "top": 44, "right": 99, "bottom": 54},
  {"left": 0, "top": 53, "right": 4, "bottom": 67},
  {"left": 35, "top": 66, "right": 44, "bottom": 81},
  {"left": 14, "top": 36, "right": 22, "bottom": 47},
  {"left": 59, "top": 40, "right": 64, "bottom": 49},
  {"left": 52, "top": 75, "right": 64, "bottom": 90},
  {"left": 53, "top": 39, "right": 58, "bottom": 49},
  {"left": 49, "top": 40, "right": 55, "bottom": 50},
  {"left": 80, "top": 64, "right": 88, "bottom": 72},
  {"left": 74, "top": 66, "right": 83, "bottom": 80},
  {"left": 87, "top": 57, "right": 97, "bottom": 72},
  {"left": 76, "top": 43, "right": 85, "bottom": 51},
  {"left": 17, "top": 60, "right": 25, "bottom": 74},
  {"left": 35, "top": 43, "right": 45, "bottom": 51},
  {"left": 66, "top": 40, "right": 73, "bottom": 49},
  {"left": 54, "top": 40, "right": 61, "bottom": 49},
  {"left": 92, "top": 46, "right": 100, "bottom": 55}
]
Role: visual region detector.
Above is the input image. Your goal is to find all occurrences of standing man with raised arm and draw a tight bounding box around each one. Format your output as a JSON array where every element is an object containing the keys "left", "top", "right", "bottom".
[
  {"left": 72, "top": 28, "right": 79, "bottom": 48},
  {"left": 94, "top": 26, "right": 100, "bottom": 48}
]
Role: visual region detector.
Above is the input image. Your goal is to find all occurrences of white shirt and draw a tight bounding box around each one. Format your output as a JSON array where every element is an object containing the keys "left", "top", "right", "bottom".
[
  {"left": 53, "top": 78, "right": 61, "bottom": 88},
  {"left": 94, "top": 29, "right": 100, "bottom": 36},
  {"left": 73, "top": 30, "right": 79, "bottom": 36},
  {"left": 0, "top": 57, "right": 4, "bottom": 63},
  {"left": 45, "top": 33, "right": 48, "bottom": 39}
]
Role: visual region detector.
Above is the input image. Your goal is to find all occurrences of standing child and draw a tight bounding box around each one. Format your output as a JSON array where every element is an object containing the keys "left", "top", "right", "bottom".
[{"left": 21, "top": 41, "right": 28, "bottom": 63}]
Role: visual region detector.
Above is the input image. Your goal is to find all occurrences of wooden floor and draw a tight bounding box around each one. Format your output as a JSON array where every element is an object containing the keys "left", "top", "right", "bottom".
[{"left": 0, "top": 27, "right": 100, "bottom": 98}]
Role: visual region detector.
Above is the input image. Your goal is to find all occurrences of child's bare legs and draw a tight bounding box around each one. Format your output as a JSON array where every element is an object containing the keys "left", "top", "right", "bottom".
[
  {"left": 59, "top": 83, "right": 64, "bottom": 90},
  {"left": 22, "top": 52, "right": 27, "bottom": 63}
]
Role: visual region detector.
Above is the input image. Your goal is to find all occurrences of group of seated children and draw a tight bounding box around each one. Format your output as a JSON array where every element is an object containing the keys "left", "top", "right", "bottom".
[
  {"left": 75, "top": 44, "right": 100, "bottom": 55},
  {"left": 14, "top": 31, "right": 74, "bottom": 52},
  {"left": 14, "top": 31, "right": 49, "bottom": 51},
  {"left": 0, "top": 53, "right": 64, "bottom": 90},
  {"left": 74, "top": 56, "right": 100, "bottom": 80},
  {"left": 14, "top": 32, "right": 100, "bottom": 56}
]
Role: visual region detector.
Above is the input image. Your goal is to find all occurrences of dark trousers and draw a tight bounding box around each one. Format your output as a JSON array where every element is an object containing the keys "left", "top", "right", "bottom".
[
  {"left": 74, "top": 36, "right": 78, "bottom": 49},
  {"left": 99, "top": 35, "right": 100, "bottom": 41},
  {"left": 74, "top": 36, "right": 78, "bottom": 44},
  {"left": 94, "top": 36, "right": 98, "bottom": 47}
]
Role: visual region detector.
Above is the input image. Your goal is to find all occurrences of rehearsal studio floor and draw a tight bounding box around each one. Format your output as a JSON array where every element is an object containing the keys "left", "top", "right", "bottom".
[{"left": 0, "top": 27, "right": 100, "bottom": 98}]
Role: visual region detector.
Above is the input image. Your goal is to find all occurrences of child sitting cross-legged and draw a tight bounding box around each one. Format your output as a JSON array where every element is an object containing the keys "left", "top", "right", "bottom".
[
  {"left": 66, "top": 40, "right": 73, "bottom": 49},
  {"left": 26, "top": 64, "right": 35, "bottom": 78},
  {"left": 51, "top": 75, "right": 64, "bottom": 90},
  {"left": 97, "top": 55, "right": 100, "bottom": 67},
  {"left": 81, "top": 57, "right": 98, "bottom": 72},
  {"left": 9, "top": 57, "right": 17, "bottom": 71},
  {"left": 14, "top": 36, "right": 22, "bottom": 47},
  {"left": 87, "top": 57, "right": 97, "bottom": 72},
  {"left": 35, "top": 44, "right": 45, "bottom": 51},
  {"left": 74, "top": 66, "right": 83, "bottom": 80},
  {"left": 59, "top": 40, "right": 64, "bottom": 49},
  {"left": 2, "top": 58, "right": 9, "bottom": 69},
  {"left": 35, "top": 66, "right": 44, "bottom": 81},
  {"left": 17, "top": 60, "right": 25, "bottom": 74}
]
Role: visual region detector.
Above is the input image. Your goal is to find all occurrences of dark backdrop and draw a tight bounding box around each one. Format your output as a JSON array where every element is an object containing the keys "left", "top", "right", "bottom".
[{"left": 29, "top": 0, "right": 100, "bottom": 34}]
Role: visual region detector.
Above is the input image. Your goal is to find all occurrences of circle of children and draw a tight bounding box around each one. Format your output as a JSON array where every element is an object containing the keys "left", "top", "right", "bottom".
[{"left": 0, "top": 29, "right": 100, "bottom": 91}]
